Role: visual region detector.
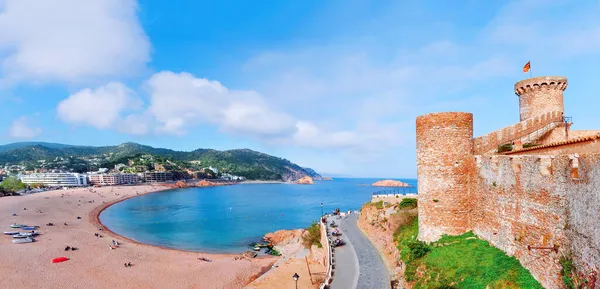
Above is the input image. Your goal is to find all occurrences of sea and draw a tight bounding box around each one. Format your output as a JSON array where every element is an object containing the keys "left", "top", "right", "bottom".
[{"left": 99, "top": 178, "right": 418, "bottom": 253}]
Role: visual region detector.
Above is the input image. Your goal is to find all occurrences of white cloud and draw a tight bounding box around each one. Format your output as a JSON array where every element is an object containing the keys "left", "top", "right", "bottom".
[
  {"left": 0, "top": 0, "right": 150, "bottom": 84},
  {"left": 8, "top": 116, "right": 41, "bottom": 139},
  {"left": 145, "top": 71, "right": 297, "bottom": 136},
  {"left": 57, "top": 82, "right": 141, "bottom": 129}
]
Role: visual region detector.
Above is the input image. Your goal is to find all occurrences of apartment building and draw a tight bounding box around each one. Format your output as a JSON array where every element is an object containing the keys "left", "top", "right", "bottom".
[
  {"left": 20, "top": 173, "right": 88, "bottom": 187},
  {"left": 88, "top": 173, "right": 140, "bottom": 186}
]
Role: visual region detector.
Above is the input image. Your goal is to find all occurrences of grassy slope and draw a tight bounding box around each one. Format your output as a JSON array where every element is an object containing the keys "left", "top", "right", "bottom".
[{"left": 392, "top": 214, "right": 543, "bottom": 289}]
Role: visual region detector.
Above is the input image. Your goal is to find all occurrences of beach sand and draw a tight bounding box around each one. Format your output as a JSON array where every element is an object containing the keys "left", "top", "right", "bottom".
[{"left": 0, "top": 185, "right": 275, "bottom": 289}]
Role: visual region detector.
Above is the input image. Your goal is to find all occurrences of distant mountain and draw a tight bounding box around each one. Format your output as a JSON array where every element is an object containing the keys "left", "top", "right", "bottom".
[
  {"left": 0, "top": 142, "right": 89, "bottom": 153},
  {"left": 0, "top": 142, "right": 322, "bottom": 181},
  {"left": 302, "top": 167, "right": 324, "bottom": 180}
]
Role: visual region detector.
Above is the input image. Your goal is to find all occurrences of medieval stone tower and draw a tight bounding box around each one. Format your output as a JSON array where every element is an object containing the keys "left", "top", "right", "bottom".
[
  {"left": 515, "top": 76, "right": 568, "bottom": 121},
  {"left": 416, "top": 76, "right": 571, "bottom": 243},
  {"left": 416, "top": 112, "right": 474, "bottom": 242}
]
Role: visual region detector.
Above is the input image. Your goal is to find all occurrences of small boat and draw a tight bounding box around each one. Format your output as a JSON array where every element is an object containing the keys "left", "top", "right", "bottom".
[
  {"left": 3, "top": 231, "right": 20, "bottom": 235},
  {"left": 253, "top": 246, "right": 260, "bottom": 251},
  {"left": 10, "top": 224, "right": 27, "bottom": 228},
  {"left": 21, "top": 226, "right": 39, "bottom": 231},
  {"left": 13, "top": 237, "right": 35, "bottom": 244},
  {"left": 13, "top": 232, "right": 38, "bottom": 238}
]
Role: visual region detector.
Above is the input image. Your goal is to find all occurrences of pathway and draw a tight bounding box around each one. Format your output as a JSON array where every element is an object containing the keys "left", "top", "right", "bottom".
[{"left": 328, "top": 212, "right": 391, "bottom": 289}]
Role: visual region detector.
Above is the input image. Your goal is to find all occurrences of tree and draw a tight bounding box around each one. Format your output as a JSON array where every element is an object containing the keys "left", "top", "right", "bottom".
[{"left": 0, "top": 176, "right": 26, "bottom": 192}]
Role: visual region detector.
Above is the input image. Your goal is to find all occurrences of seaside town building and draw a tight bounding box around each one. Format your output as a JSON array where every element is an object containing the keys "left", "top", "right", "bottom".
[
  {"left": 416, "top": 76, "right": 600, "bottom": 288},
  {"left": 140, "top": 171, "right": 174, "bottom": 183},
  {"left": 88, "top": 173, "right": 140, "bottom": 186},
  {"left": 20, "top": 172, "right": 88, "bottom": 187}
]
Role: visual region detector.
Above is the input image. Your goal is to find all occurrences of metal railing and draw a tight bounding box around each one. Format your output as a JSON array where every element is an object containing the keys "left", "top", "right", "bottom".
[
  {"left": 319, "top": 216, "right": 334, "bottom": 289},
  {"left": 474, "top": 111, "right": 565, "bottom": 154},
  {"left": 372, "top": 186, "right": 418, "bottom": 196}
]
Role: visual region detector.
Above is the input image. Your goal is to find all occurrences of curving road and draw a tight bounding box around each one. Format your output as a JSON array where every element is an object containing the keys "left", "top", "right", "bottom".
[{"left": 328, "top": 212, "right": 390, "bottom": 289}]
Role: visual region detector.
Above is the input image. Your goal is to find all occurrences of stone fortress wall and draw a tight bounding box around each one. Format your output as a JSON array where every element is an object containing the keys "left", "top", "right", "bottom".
[{"left": 416, "top": 76, "right": 600, "bottom": 289}]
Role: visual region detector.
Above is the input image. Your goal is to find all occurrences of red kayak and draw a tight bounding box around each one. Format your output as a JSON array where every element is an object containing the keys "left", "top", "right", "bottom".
[{"left": 52, "top": 257, "right": 69, "bottom": 263}]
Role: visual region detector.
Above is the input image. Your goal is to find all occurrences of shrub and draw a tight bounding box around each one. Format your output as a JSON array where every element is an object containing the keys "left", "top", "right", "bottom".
[
  {"left": 523, "top": 143, "right": 539, "bottom": 149},
  {"left": 399, "top": 198, "right": 418, "bottom": 209},
  {"left": 560, "top": 256, "right": 575, "bottom": 289},
  {"left": 435, "top": 286, "right": 458, "bottom": 289},
  {"left": 374, "top": 200, "right": 384, "bottom": 209},
  {"left": 301, "top": 221, "right": 322, "bottom": 248},
  {"left": 497, "top": 143, "right": 513, "bottom": 153},
  {"left": 408, "top": 241, "right": 431, "bottom": 260}
]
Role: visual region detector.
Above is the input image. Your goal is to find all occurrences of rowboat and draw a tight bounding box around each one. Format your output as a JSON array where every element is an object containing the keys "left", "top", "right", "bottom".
[
  {"left": 13, "top": 232, "right": 38, "bottom": 238},
  {"left": 21, "top": 226, "right": 39, "bottom": 231},
  {"left": 3, "top": 231, "right": 20, "bottom": 235},
  {"left": 13, "top": 237, "right": 35, "bottom": 244},
  {"left": 10, "top": 224, "right": 27, "bottom": 228}
]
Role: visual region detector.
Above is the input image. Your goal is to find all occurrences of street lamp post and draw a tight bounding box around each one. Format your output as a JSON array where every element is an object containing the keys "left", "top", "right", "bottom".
[
  {"left": 320, "top": 203, "right": 323, "bottom": 218},
  {"left": 293, "top": 273, "right": 299, "bottom": 289}
]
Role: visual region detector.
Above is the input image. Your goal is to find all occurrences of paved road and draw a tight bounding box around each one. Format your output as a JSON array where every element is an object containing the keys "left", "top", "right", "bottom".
[
  {"left": 328, "top": 213, "right": 391, "bottom": 289},
  {"left": 328, "top": 216, "right": 359, "bottom": 289}
]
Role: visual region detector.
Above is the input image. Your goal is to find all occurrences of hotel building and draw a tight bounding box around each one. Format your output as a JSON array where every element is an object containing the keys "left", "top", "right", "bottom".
[
  {"left": 88, "top": 173, "right": 140, "bottom": 186},
  {"left": 20, "top": 173, "right": 88, "bottom": 187}
]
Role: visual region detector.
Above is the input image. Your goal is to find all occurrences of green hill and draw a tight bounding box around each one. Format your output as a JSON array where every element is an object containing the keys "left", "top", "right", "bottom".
[{"left": 0, "top": 142, "right": 321, "bottom": 181}]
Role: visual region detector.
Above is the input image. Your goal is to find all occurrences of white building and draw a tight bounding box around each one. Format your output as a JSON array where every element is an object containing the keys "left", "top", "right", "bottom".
[
  {"left": 89, "top": 173, "right": 139, "bottom": 186},
  {"left": 20, "top": 173, "right": 88, "bottom": 187}
]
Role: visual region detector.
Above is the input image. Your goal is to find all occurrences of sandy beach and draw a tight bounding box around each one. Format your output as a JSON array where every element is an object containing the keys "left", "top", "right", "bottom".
[{"left": 0, "top": 185, "right": 275, "bottom": 289}]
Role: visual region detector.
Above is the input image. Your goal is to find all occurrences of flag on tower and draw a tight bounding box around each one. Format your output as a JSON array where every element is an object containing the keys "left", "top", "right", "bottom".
[{"left": 523, "top": 61, "right": 531, "bottom": 74}]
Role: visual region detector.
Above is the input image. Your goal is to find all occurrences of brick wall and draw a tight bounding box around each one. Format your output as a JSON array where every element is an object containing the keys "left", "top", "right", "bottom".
[
  {"left": 569, "top": 130, "right": 600, "bottom": 139},
  {"left": 416, "top": 112, "right": 474, "bottom": 242},
  {"left": 473, "top": 111, "right": 564, "bottom": 154},
  {"left": 471, "top": 154, "right": 600, "bottom": 289},
  {"left": 515, "top": 76, "right": 567, "bottom": 122}
]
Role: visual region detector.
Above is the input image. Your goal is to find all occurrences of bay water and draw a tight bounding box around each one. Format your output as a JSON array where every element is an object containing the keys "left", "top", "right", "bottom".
[{"left": 99, "top": 178, "right": 417, "bottom": 253}]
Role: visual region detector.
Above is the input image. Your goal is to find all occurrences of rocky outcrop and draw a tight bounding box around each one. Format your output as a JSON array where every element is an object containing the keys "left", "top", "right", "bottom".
[
  {"left": 196, "top": 180, "right": 220, "bottom": 187},
  {"left": 295, "top": 176, "right": 314, "bottom": 185},
  {"left": 264, "top": 229, "right": 306, "bottom": 246},
  {"left": 163, "top": 180, "right": 230, "bottom": 189},
  {"left": 263, "top": 228, "right": 326, "bottom": 268},
  {"left": 372, "top": 180, "right": 409, "bottom": 187}
]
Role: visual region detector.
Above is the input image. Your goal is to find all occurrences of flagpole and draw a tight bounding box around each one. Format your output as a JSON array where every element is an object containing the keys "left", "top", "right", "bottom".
[{"left": 529, "top": 60, "right": 532, "bottom": 78}]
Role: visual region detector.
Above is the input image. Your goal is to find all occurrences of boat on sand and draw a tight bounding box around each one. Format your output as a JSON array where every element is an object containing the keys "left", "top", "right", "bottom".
[
  {"left": 3, "top": 231, "right": 20, "bottom": 235},
  {"left": 10, "top": 224, "right": 27, "bottom": 228},
  {"left": 13, "top": 232, "right": 38, "bottom": 238},
  {"left": 12, "top": 237, "right": 35, "bottom": 244}
]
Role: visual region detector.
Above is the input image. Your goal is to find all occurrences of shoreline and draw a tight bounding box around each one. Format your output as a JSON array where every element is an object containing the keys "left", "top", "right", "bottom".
[
  {"left": 0, "top": 184, "right": 277, "bottom": 289},
  {"left": 89, "top": 185, "right": 249, "bottom": 256}
]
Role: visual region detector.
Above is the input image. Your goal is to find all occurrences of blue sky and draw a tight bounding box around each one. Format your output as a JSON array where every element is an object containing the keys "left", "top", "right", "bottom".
[{"left": 0, "top": 0, "right": 599, "bottom": 178}]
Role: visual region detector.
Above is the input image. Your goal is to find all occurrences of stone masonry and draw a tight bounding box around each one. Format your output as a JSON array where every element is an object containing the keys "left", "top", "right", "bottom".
[
  {"left": 416, "top": 76, "right": 600, "bottom": 289},
  {"left": 515, "top": 76, "right": 567, "bottom": 122},
  {"left": 416, "top": 112, "right": 474, "bottom": 242}
]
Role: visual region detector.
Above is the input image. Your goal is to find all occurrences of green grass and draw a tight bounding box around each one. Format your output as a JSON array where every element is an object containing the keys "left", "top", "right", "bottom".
[{"left": 393, "top": 218, "right": 543, "bottom": 289}]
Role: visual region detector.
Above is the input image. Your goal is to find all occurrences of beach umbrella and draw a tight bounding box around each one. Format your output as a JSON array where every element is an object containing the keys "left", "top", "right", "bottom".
[{"left": 52, "top": 257, "right": 69, "bottom": 263}]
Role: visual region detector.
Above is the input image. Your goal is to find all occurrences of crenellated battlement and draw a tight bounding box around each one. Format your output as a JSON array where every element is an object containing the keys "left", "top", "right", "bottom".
[
  {"left": 416, "top": 75, "right": 600, "bottom": 288},
  {"left": 515, "top": 76, "right": 568, "bottom": 96},
  {"left": 473, "top": 110, "right": 564, "bottom": 154}
]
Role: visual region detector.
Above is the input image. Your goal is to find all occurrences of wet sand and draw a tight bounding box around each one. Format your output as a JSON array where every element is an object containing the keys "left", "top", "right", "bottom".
[{"left": 0, "top": 185, "right": 275, "bottom": 289}]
